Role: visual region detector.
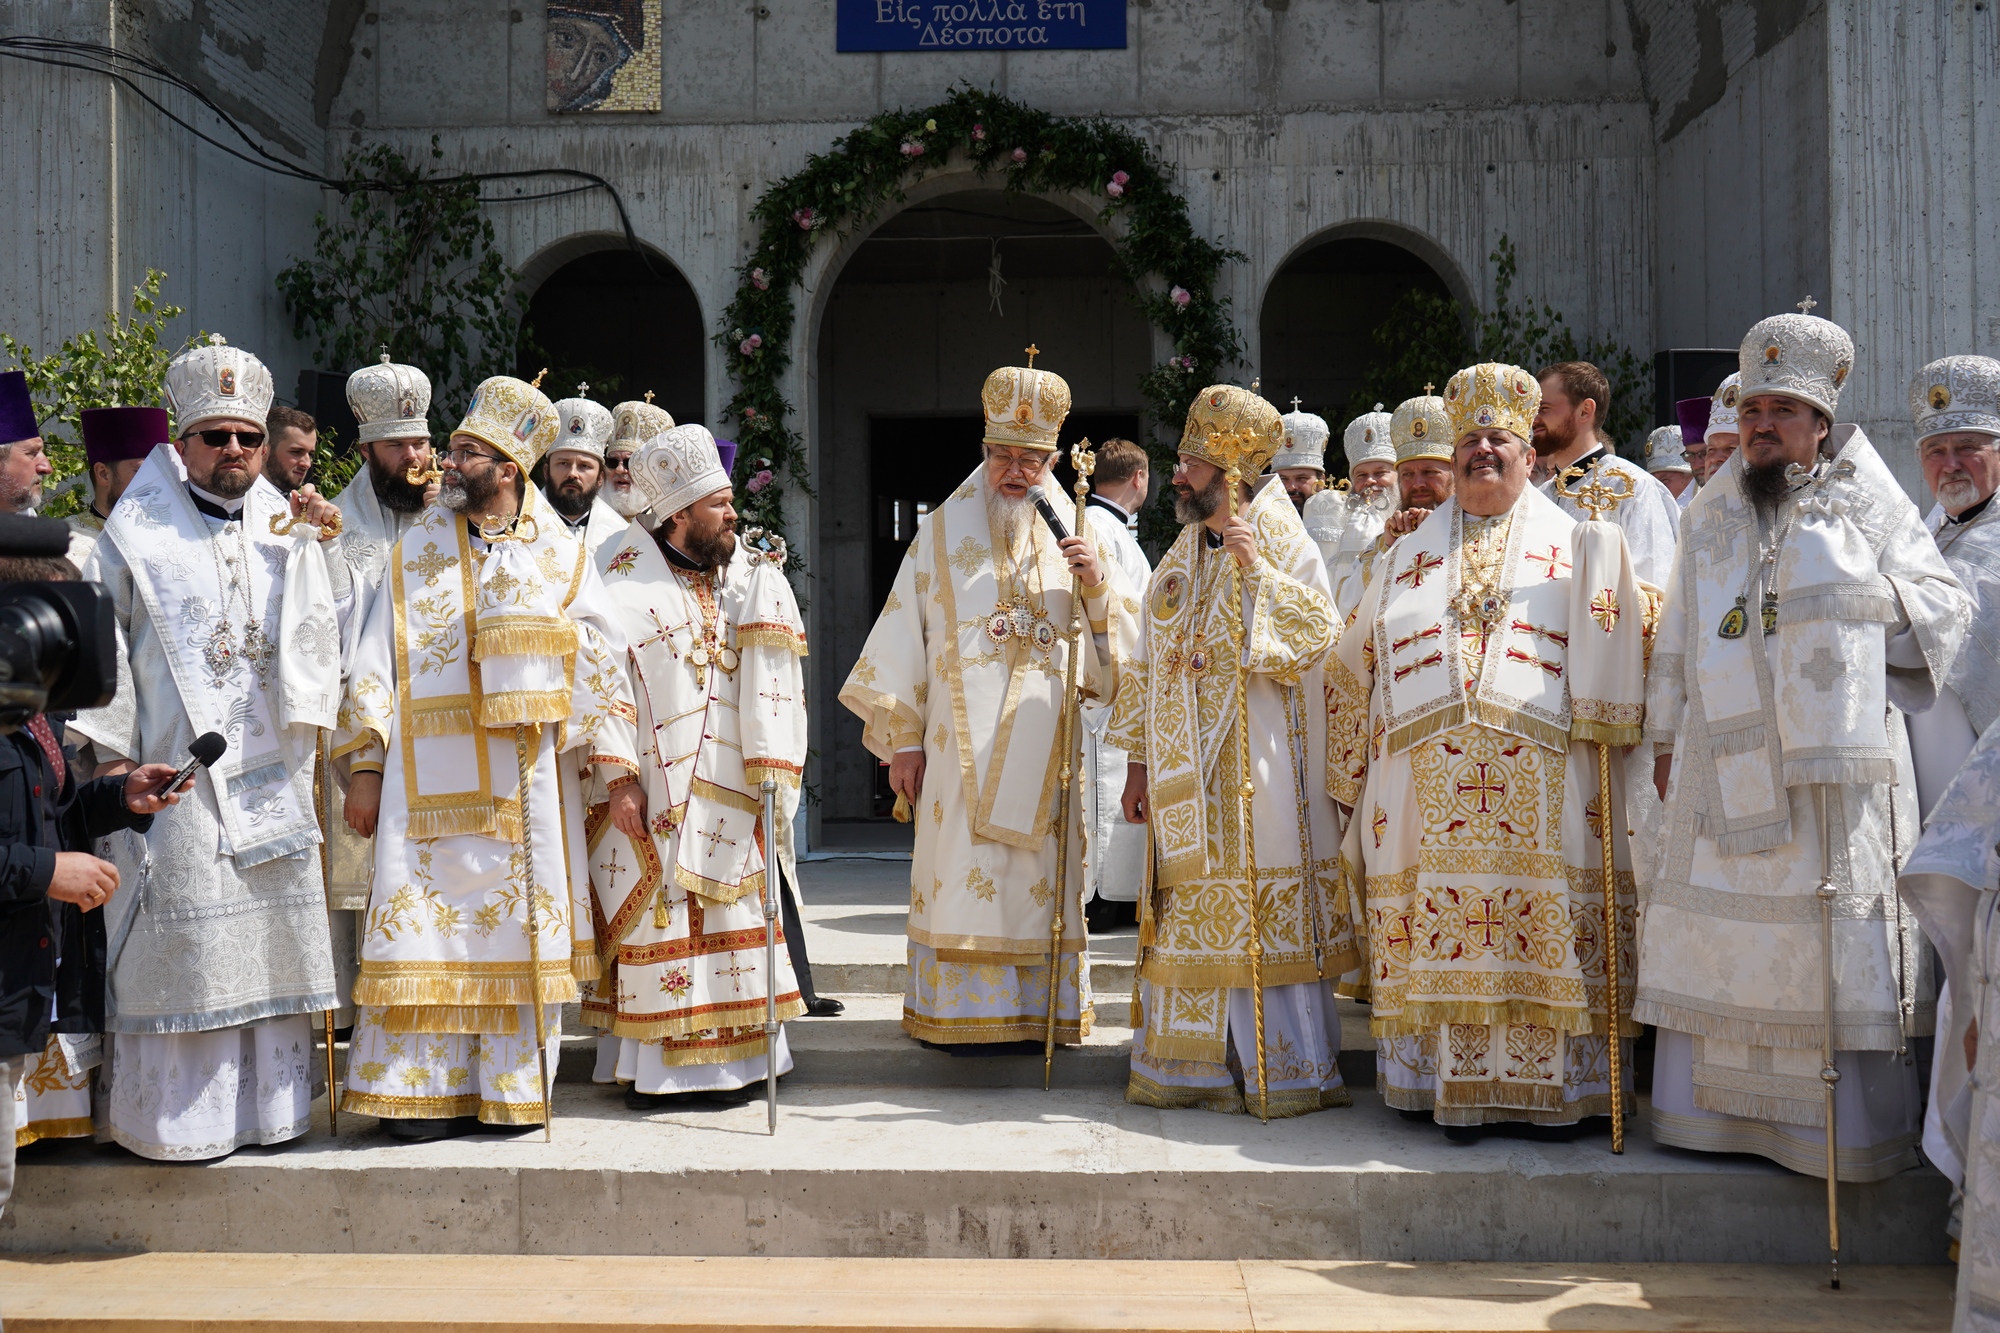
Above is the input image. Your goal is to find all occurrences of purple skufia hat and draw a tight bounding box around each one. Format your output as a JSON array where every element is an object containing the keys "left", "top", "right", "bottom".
[
  {"left": 81, "top": 406, "right": 170, "bottom": 465},
  {"left": 1675, "top": 396, "right": 1710, "bottom": 443},
  {"left": 0, "top": 372, "right": 38, "bottom": 445},
  {"left": 714, "top": 439, "right": 738, "bottom": 476}
]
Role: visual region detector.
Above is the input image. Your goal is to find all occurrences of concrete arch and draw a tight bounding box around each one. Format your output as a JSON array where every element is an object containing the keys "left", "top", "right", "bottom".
[
  {"left": 1261, "top": 218, "right": 1475, "bottom": 317},
  {"left": 514, "top": 230, "right": 697, "bottom": 305}
]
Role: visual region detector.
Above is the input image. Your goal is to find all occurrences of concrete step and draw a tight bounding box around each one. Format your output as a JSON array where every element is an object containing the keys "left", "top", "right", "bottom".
[
  {"left": 816, "top": 958, "right": 1136, "bottom": 997},
  {"left": 5, "top": 1084, "right": 1948, "bottom": 1265},
  {"left": 557, "top": 995, "right": 1379, "bottom": 1089},
  {"left": 0, "top": 1253, "right": 1952, "bottom": 1331}
]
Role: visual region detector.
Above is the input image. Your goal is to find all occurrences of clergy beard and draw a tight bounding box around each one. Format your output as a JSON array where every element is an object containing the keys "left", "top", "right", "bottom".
[
  {"left": 439, "top": 466, "right": 500, "bottom": 513},
  {"left": 986, "top": 489, "right": 1033, "bottom": 550},
  {"left": 1740, "top": 459, "right": 1794, "bottom": 512},
  {"left": 370, "top": 461, "right": 431, "bottom": 513},
  {"left": 605, "top": 477, "right": 649, "bottom": 517},
  {"left": 674, "top": 510, "right": 738, "bottom": 570},
  {"left": 1173, "top": 473, "right": 1226, "bottom": 525},
  {"left": 1938, "top": 473, "right": 1984, "bottom": 511},
  {"left": 194, "top": 459, "right": 256, "bottom": 501},
  {"left": 547, "top": 475, "right": 600, "bottom": 520}
]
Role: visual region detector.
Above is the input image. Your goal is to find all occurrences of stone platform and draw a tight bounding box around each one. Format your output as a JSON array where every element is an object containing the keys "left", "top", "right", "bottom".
[{"left": 0, "top": 859, "right": 1951, "bottom": 1268}]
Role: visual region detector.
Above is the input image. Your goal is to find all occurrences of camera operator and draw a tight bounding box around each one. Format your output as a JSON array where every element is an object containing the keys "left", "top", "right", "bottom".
[{"left": 0, "top": 548, "right": 189, "bottom": 1219}]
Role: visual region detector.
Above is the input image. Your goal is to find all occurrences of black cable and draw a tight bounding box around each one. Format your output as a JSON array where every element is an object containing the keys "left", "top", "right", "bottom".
[{"left": 0, "top": 35, "right": 661, "bottom": 274}]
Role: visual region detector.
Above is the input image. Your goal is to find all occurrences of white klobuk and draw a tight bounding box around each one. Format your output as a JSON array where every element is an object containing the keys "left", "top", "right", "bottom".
[{"left": 582, "top": 521, "right": 809, "bottom": 1093}]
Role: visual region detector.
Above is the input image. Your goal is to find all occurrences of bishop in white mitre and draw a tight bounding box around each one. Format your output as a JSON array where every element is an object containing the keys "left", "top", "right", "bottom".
[
  {"left": 335, "top": 374, "right": 638, "bottom": 1140},
  {"left": 1107, "top": 385, "right": 1349, "bottom": 1115},
  {"left": 840, "top": 355, "right": 1139, "bottom": 1049},
  {"left": 1307, "top": 405, "right": 1405, "bottom": 624},
  {"left": 543, "top": 387, "right": 632, "bottom": 562},
  {"left": 1327, "top": 363, "right": 1651, "bottom": 1136},
  {"left": 1901, "top": 718, "right": 2000, "bottom": 1327},
  {"left": 1639, "top": 310, "right": 1970, "bottom": 1180},
  {"left": 323, "top": 352, "right": 441, "bottom": 1023},
  {"left": 604, "top": 396, "right": 673, "bottom": 526},
  {"left": 584, "top": 424, "right": 809, "bottom": 1105},
  {"left": 75, "top": 336, "right": 352, "bottom": 1159},
  {"left": 1079, "top": 438, "right": 1153, "bottom": 918}
]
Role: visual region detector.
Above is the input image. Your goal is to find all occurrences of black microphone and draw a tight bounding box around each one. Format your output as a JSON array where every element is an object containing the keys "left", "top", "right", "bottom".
[
  {"left": 164, "top": 731, "right": 227, "bottom": 795},
  {"left": 1031, "top": 487, "right": 1071, "bottom": 543}
]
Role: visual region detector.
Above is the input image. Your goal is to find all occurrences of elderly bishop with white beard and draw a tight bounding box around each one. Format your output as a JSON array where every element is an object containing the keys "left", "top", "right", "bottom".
[
  {"left": 583, "top": 425, "right": 810, "bottom": 1105},
  {"left": 840, "top": 354, "right": 1140, "bottom": 1051}
]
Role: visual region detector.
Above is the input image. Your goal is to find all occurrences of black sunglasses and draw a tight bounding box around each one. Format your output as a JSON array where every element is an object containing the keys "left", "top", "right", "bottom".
[
  {"left": 605, "top": 455, "right": 632, "bottom": 471},
  {"left": 186, "top": 428, "right": 266, "bottom": 450}
]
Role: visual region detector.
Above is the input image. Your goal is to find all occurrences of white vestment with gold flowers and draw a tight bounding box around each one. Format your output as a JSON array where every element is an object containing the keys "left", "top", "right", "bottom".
[
  {"left": 1105, "top": 477, "right": 1349, "bottom": 1115},
  {"left": 1327, "top": 486, "right": 1650, "bottom": 1126},
  {"left": 839, "top": 465, "right": 1139, "bottom": 1045},
  {"left": 1638, "top": 430, "right": 1967, "bottom": 1180},
  {"left": 581, "top": 522, "right": 808, "bottom": 1093},
  {"left": 333, "top": 490, "right": 638, "bottom": 1124}
]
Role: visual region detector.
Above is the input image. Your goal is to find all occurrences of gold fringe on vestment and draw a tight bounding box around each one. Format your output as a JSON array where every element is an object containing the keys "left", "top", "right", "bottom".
[
  {"left": 901, "top": 1008, "right": 1090, "bottom": 1045},
  {"left": 351, "top": 964, "right": 580, "bottom": 1012},
  {"left": 472, "top": 619, "right": 578, "bottom": 660},
  {"left": 15, "top": 1116, "right": 93, "bottom": 1147},
  {"left": 735, "top": 624, "right": 808, "bottom": 655},
  {"left": 1125, "top": 1072, "right": 1350, "bottom": 1117}
]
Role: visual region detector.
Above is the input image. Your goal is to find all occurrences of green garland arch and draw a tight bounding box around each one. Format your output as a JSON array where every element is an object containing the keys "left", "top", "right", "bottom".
[{"left": 716, "top": 88, "right": 1246, "bottom": 560}]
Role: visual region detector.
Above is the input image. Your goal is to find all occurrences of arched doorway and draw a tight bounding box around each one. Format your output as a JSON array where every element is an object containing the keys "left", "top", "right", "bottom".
[
  {"left": 812, "top": 189, "right": 1151, "bottom": 843},
  {"left": 1259, "top": 233, "right": 1456, "bottom": 472},
  {"left": 515, "top": 244, "right": 705, "bottom": 427}
]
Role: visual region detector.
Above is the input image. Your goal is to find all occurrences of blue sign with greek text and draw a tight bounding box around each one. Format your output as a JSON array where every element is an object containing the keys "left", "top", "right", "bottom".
[{"left": 837, "top": 0, "right": 1127, "bottom": 52}]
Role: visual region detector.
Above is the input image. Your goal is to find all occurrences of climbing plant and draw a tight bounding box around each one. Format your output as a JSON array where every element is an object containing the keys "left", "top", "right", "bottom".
[
  {"left": 1343, "top": 237, "right": 1652, "bottom": 454},
  {"left": 717, "top": 87, "right": 1247, "bottom": 558},
  {"left": 0, "top": 268, "right": 194, "bottom": 518},
  {"left": 276, "top": 138, "right": 522, "bottom": 435}
]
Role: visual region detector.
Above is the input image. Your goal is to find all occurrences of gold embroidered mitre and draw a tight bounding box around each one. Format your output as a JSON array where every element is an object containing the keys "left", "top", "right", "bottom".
[
  {"left": 455, "top": 375, "right": 558, "bottom": 473},
  {"left": 1178, "top": 383, "right": 1284, "bottom": 476},
  {"left": 981, "top": 360, "right": 1071, "bottom": 451},
  {"left": 610, "top": 398, "right": 674, "bottom": 452},
  {"left": 1391, "top": 392, "right": 1452, "bottom": 463},
  {"left": 1443, "top": 362, "right": 1540, "bottom": 444},
  {"left": 345, "top": 352, "right": 433, "bottom": 444}
]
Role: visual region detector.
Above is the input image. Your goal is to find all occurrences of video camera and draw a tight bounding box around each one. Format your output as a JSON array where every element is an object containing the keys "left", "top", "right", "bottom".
[{"left": 0, "top": 514, "right": 116, "bottom": 733}]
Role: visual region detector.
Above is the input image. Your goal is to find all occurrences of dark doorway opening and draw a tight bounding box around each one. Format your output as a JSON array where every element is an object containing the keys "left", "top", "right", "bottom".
[
  {"left": 516, "top": 249, "right": 705, "bottom": 427},
  {"left": 1259, "top": 236, "right": 1452, "bottom": 466}
]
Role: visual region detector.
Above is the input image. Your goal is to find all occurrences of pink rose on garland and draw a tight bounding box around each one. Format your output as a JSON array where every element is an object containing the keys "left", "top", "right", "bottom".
[
  {"left": 739, "top": 333, "right": 763, "bottom": 355},
  {"left": 747, "top": 469, "right": 774, "bottom": 494},
  {"left": 793, "top": 207, "right": 816, "bottom": 230},
  {"left": 972, "top": 122, "right": 986, "bottom": 142},
  {"left": 751, "top": 267, "right": 770, "bottom": 290},
  {"left": 742, "top": 406, "right": 759, "bottom": 421},
  {"left": 900, "top": 140, "right": 925, "bottom": 157},
  {"left": 1105, "top": 179, "right": 1123, "bottom": 198},
  {"left": 1011, "top": 147, "right": 1027, "bottom": 163},
  {"left": 1170, "top": 286, "right": 1192, "bottom": 308}
]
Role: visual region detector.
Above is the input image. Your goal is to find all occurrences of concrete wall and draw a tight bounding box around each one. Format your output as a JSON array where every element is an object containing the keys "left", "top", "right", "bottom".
[{"left": 0, "top": 0, "right": 328, "bottom": 403}]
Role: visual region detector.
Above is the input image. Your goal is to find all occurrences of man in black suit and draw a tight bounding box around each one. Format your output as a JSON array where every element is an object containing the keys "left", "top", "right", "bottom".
[{"left": 0, "top": 548, "right": 188, "bottom": 1217}]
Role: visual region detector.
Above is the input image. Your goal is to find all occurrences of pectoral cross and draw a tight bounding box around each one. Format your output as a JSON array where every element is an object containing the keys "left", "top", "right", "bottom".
[{"left": 698, "top": 818, "right": 738, "bottom": 855}]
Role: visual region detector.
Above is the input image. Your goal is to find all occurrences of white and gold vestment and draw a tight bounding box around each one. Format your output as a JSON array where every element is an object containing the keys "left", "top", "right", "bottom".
[
  {"left": 840, "top": 461, "right": 1138, "bottom": 1045},
  {"left": 583, "top": 515, "right": 808, "bottom": 1093},
  {"left": 334, "top": 481, "right": 637, "bottom": 1124},
  {"left": 1106, "top": 470, "right": 1348, "bottom": 1116}
]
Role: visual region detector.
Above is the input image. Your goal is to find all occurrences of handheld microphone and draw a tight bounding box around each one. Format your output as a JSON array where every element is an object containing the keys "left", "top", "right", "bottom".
[
  {"left": 165, "top": 731, "right": 227, "bottom": 795},
  {"left": 1031, "top": 487, "right": 1071, "bottom": 544}
]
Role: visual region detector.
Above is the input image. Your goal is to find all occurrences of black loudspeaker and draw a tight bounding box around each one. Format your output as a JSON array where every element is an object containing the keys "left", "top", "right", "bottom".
[
  {"left": 294, "top": 370, "right": 361, "bottom": 453},
  {"left": 1653, "top": 349, "right": 1737, "bottom": 427}
]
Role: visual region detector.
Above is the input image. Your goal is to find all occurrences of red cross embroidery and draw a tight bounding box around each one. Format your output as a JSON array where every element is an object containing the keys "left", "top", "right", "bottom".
[
  {"left": 1523, "top": 545, "right": 1571, "bottom": 580},
  {"left": 1391, "top": 623, "right": 1443, "bottom": 655},
  {"left": 1455, "top": 762, "right": 1507, "bottom": 814},
  {"left": 1393, "top": 651, "right": 1443, "bottom": 682},
  {"left": 1505, "top": 646, "right": 1565, "bottom": 677},
  {"left": 1465, "top": 895, "right": 1506, "bottom": 949},
  {"left": 1395, "top": 551, "right": 1444, "bottom": 589},
  {"left": 1510, "top": 619, "right": 1569, "bottom": 648}
]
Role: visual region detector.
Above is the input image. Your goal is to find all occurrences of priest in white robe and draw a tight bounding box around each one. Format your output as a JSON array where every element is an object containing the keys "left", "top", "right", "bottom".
[
  {"left": 839, "top": 355, "right": 1139, "bottom": 1049},
  {"left": 1328, "top": 363, "right": 1650, "bottom": 1138},
  {"left": 1531, "top": 361, "right": 1681, "bottom": 588},
  {"left": 604, "top": 397, "right": 672, "bottom": 526},
  {"left": 1080, "top": 438, "right": 1152, "bottom": 920},
  {"left": 324, "top": 353, "right": 441, "bottom": 1023},
  {"left": 1906, "top": 355, "right": 2000, "bottom": 819},
  {"left": 543, "top": 387, "right": 629, "bottom": 561},
  {"left": 1303, "top": 406, "right": 1399, "bottom": 623},
  {"left": 585, "top": 424, "right": 808, "bottom": 1105},
  {"left": 1900, "top": 718, "right": 2000, "bottom": 1324},
  {"left": 1638, "top": 309, "right": 1971, "bottom": 1181},
  {"left": 335, "top": 374, "right": 638, "bottom": 1140},
  {"left": 1109, "top": 385, "right": 1349, "bottom": 1115},
  {"left": 75, "top": 336, "right": 353, "bottom": 1160}
]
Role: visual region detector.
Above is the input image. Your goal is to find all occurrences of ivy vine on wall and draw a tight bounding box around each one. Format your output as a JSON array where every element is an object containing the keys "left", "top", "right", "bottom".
[{"left": 716, "top": 87, "right": 1246, "bottom": 559}]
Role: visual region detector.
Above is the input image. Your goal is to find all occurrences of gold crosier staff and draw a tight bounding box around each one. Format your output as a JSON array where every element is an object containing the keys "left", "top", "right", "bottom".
[
  {"left": 1223, "top": 451, "right": 1272, "bottom": 1123},
  {"left": 512, "top": 724, "right": 556, "bottom": 1141},
  {"left": 312, "top": 735, "right": 339, "bottom": 1136},
  {"left": 1554, "top": 459, "right": 1634, "bottom": 1154},
  {"left": 1042, "top": 438, "right": 1097, "bottom": 1089}
]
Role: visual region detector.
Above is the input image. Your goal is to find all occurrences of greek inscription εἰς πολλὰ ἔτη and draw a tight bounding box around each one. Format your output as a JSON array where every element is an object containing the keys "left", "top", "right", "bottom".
[{"left": 835, "top": 0, "right": 1126, "bottom": 51}]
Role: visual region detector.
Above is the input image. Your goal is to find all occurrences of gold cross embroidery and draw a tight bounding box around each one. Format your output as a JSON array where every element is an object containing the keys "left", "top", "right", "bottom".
[
  {"left": 404, "top": 542, "right": 457, "bottom": 588},
  {"left": 697, "top": 818, "right": 738, "bottom": 855},
  {"left": 759, "top": 678, "right": 795, "bottom": 709},
  {"left": 715, "top": 957, "right": 758, "bottom": 994}
]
